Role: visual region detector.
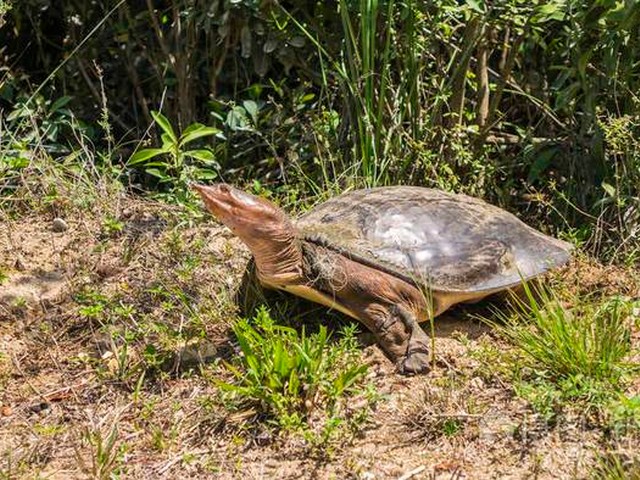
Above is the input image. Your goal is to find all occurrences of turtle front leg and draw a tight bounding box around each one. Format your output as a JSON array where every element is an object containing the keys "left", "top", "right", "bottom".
[
  {"left": 302, "top": 245, "right": 434, "bottom": 374},
  {"left": 363, "top": 304, "right": 433, "bottom": 375}
]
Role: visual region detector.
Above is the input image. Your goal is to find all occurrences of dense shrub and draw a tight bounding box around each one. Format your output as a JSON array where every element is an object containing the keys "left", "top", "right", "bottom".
[{"left": 1, "top": 0, "right": 639, "bottom": 260}]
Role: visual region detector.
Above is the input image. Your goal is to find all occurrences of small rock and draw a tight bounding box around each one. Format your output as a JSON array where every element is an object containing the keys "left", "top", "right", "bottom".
[
  {"left": 52, "top": 218, "right": 68, "bottom": 232},
  {"left": 105, "top": 356, "right": 120, "bottom": 375},
  {"left": 94, "top": 332, "right": 115, "bottom": 357},
  {"left": 101, "top": 350, "right": 114, "bottom": 360},
  {"left": 1, "top": 405, "right": 12, "bottom": 417},
  {"left": 29, "top": 402, "right": 51, "bottom": 414},
  {"left": 469, "top": 376, "right": 485, "bottom": 391},
  {"left": 96, "top": 261, "right": 118, "bottom": 278},
  {"left": 254, "top": 431, "right": 272, "bottom": 446},
  {"left": 14, "top": 257, "right": 26, "bottom": 271},
  {"left": 172, "top": 339, "right": 218, "bottom": 371}
]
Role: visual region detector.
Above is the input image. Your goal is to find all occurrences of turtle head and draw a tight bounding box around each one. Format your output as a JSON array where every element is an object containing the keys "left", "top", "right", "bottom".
[{"left": 193, "top": 184, "right": 303, "bottom": 283}]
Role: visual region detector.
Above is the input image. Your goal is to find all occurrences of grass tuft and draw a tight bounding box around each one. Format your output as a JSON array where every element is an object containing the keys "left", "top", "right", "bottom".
[
  {"left": 591, "top": 451, "right": 640, "bottom": 480},
  {"left": 489, "top": 282, "right": 636, "bottom": 391},
  {"left": 403, "top": 376, "right": 482, "bottom": 444},
  {"left": 73, "top": 413, "right": 125, "bottom": 480}
]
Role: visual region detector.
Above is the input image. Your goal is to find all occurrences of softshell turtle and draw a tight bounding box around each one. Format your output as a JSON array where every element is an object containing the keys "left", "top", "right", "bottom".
[{"left": 194, "top": 184, "right": 572, "bottom": 374}]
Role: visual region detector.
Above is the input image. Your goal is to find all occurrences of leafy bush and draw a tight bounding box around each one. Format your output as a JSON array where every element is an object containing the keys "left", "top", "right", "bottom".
[
  {"left": 2, "top": 0, "right": 640, "bottom": 261},
  {"left": 128, "top": 111, "right": 220, "bottom": 201}
]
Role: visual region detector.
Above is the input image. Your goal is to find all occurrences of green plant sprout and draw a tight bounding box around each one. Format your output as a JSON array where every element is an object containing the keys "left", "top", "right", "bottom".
[{"left": 129, "top": 111, "right": 221, "bottom": 196}]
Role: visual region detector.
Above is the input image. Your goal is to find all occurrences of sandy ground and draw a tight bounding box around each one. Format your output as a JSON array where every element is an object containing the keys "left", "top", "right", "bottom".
[{"left": 0, "top": 201, "right": 638, "bottom": 479}]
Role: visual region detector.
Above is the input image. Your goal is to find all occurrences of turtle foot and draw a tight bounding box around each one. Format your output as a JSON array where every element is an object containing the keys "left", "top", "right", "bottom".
[{"left": 399, "top": 348, "right": 431, "bottom": 375}]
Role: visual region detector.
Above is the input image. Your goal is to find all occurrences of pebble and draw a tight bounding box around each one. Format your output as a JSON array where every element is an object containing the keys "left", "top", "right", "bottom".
[
  {"left": 1, "top": 405, "right": 11, "bottom": 417},
  {"left": 469, "top": 376, "right": 485, "bottom": 391},
  {"left": 169, "top": 339, "right": 218, "bottom": 372},
  {"left": 29, "top": 402, "right": 51, "bottom": 414},
  {"left": 14, "top": 257, "right": 26, "bottom": 271},
  {"left": 52, "top": 218, "right": 68, "bottom": 232},
  {"left": 254, "top": 431, "right": 271, "bottom": 446}
]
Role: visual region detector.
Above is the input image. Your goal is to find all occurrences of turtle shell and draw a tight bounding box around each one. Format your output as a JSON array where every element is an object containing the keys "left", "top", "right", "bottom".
[{"left": 296, "top": 186, "right": 571, "bottom": 293}]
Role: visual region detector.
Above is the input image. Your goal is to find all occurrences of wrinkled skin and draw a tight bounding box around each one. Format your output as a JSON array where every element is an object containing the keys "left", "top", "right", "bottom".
[{"left": 193, "top": 184, "right": 303, "bottom": 283}]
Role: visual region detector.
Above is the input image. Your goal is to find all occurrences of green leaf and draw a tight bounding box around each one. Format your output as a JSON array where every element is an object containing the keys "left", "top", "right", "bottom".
[
  {"left": 182, "top": 122, "right": 205, "bottom": 137},
  {"left": 602, "top": 182, "right": 617, "bottom": 198},
  {"left": 226, "top": 106, "right": 251, "bottom": 131},
  {"left": 137, "top": 161, "right": 168, "bottom": 168},
  {"left": 578, "top": 50, "right": 592, "bottom": 78},
  {"left": 337, "top": 364, "right": 368, "bottom": 393},
  {"left": 161, "top": 133, "right": 175, "bottom": 150},
  {"left": 288, "top": 370, "right": 300, "bottom": 396},
  {"left": 128, "top": 148, "right": 168, "bottom": 165},
  {"left": 527, "top": 147, "right": 557, "bottom": 183},
  {"left": 6, "top": 105, "right": 31, "bottom": 122},
  {"left": 151, "top": 111, "right": 177, "bottom": 143},
  {"left": 179, "top": 124, "right": 220, "bottom": 146},
  {"left": 145, "top": 167, "right": 168, "bottom": 179},
  {"left": 194, "top": 170, "right": 218, "bottom": 180},
  {"left": 49, "top": 96, "right": 73, "bottom": 114},
  {"left": 243, "top": 100, "right": 258, "bottom": 124},
  {"left": 9, "top": 157, "right": 30, "bottom": 169},
  {"left": 185, "top": 149, "right": 218, "bottom": 164},
  {"left": 300, "top": 93, "right": 316, "bottom": 103},
  {"left": 464, "top": 0, "right": 485, "bottom": 14},
  {"left": 533, "top": 2, "right": 566, "bottom": 23}
]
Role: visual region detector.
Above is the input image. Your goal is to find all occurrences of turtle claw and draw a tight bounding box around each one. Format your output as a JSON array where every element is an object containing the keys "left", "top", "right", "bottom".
[
  {"left": 399, "top": 348, "right": 431, "bottom": 375},
  {"left": 375, "top": 306, "right": 432, "bottom": 375}
]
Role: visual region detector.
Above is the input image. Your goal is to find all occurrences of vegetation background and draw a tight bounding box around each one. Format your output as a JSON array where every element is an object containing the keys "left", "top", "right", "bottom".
[
  {"left": 1, "top": 1, "right": 640, "bottom": 478},
  {"left": 2, "top": 0, "right": 639, "bottom": 263}
]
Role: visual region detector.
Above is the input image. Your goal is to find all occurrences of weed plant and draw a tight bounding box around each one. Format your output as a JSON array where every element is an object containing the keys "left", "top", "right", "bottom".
[
  {"left": 217, "top": 307, "right": 370, "bottom": 441},
  {"left": 591, "top": 452, "right": 640, "bottom": 480},
  {"left": 0, "top": 92, "right": 124, "bottom": 217},
  {"left": 74, "top": 414, "right": 125, "bottom": 480},
  {"left": 128, "top": 111, "right": 221, "bottom": 203}
]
